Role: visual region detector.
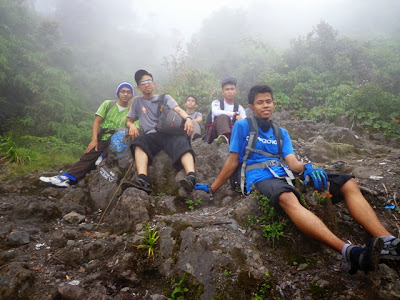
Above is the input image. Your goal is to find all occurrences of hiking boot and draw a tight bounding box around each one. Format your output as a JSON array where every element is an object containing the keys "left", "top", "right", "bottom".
[
  {"left": 345, "top": 237, "right": 383, "bottom": 275},
  {"left": 180, "top": 174, "right": 196, "bottom": 192},
  {"left": 121, "top": 178, "right": 152, "bottom": 194},
  {"left": 39, "top": 175, "right": 71, "bottom": 188},
  {"left": 381, "top": 238, "right": 400, "bottom": 261}
]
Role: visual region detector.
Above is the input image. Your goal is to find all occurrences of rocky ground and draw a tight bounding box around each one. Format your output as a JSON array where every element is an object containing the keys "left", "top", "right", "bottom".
[{"left": 1, "top": 113, "right": 400, "bottom": 300}]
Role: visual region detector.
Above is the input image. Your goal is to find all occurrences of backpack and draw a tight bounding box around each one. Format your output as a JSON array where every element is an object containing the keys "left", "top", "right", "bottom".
[
  {"left": 202, "top": 99, "right": 239, "bottom": 143},
  {"left": 229, "top": 115, "right": 295, "bottom": 195},
  {"left": 155, "top": 93, "right": 186, "bottom": 135}
]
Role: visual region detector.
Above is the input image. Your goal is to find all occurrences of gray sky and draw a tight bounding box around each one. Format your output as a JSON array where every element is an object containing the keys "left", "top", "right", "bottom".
[
  {"left": 35, "top": 0, "right": 399, "bottom": 50},
  {"left": 129, "top": 0, "right": 399, "bottom": 48}
]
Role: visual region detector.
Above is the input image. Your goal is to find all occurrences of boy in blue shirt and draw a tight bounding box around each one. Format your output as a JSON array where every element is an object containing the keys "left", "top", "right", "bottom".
[{"left": 196, "top": 84, "right": 399, "bottom": 274}]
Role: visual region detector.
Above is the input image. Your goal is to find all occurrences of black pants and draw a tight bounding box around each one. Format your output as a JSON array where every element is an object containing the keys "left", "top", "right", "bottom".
[{"left": 67, "top": 140, "right": 110, "bottom": 180}]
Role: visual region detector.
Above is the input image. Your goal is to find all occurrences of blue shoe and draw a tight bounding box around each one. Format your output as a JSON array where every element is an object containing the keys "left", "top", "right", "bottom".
[{"left": 345, "top": 237, "right": 383, "bottom": 275}]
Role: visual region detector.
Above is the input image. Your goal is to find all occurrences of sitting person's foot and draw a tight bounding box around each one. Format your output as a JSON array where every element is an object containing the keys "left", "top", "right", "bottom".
[
  {"left": 380, "top": 237, "right": 400, "bottom": 261},
  {"left": 216, "top": 134, "right": 229, "bottom": 145},
  {"left": 39, "top": 175, "right": 71, "bottom": 188},
  {"left": 345, "top": 237, "right": 383, "bottom": 275},
  {"left": 180, "top": 174, "right": 196, "bottom": 192},
  {"left": 122, "top": 178, "right": 152, "bottom": 194}
]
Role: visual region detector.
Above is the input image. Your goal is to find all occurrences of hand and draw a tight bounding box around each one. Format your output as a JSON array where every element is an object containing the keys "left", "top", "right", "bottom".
[
  {"left": 86, "top": 140, "right": 98, "bottom": 153},
  {"left": 184, "top": 118, "right": 194, "bottom": 136},
  {"left": 129, "top": 123, "right": 140, "bottom": 139},
  {"left": 195, "top": 183, "right": 211, "bottom": 193},
  {"left": 303, "top": 163, "right": 328, "bottom": 190}
]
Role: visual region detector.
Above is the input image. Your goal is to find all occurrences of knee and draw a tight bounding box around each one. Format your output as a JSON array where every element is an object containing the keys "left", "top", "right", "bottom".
[
  {"left": 278, "top": 192, "right": 300, "bottom": 210},
  {"left": 341, "top": 178, "right": 359, "bottom": 194},
  {"left": 215, "top": 114, "right": 230, "bottom": 124}
]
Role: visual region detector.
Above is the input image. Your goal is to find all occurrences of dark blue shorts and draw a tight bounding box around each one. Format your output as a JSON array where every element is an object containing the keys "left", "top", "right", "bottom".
[
  {"left": 130, "top": 132, "right": 195, "bottom": 170},
  {"left": 255, "top": 173, "right": 354, "bottom": 208}
]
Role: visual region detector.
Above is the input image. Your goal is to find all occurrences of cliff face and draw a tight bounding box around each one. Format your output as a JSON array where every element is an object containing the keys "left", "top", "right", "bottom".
[{"left": 1, "top": 118, "right": 399, "bottom": 300}]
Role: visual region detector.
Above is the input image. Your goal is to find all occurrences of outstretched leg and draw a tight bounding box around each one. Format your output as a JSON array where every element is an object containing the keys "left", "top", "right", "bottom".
[
  {"left": 279, "top": 191, "right": 384, "bottom": 274},
  {"left": 279, "top": 191, "right": 345, "bottom": 253},
  {"left": 341, "top": 178, "right": 391, "bottom": 237}
]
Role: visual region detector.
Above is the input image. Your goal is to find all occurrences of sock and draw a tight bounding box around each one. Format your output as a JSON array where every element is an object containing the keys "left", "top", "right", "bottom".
[
  {"left": 380, "top": 235, "right": 395, "bottom": 244},
  {"left": 342, "top": 243, "right": 362, "bottom": 263},
  {"left": 138, "top": 174, "right": 149, "bottom": 183},
  {"left": 342, "top": 244, "right": 352, "bottom": 260}
]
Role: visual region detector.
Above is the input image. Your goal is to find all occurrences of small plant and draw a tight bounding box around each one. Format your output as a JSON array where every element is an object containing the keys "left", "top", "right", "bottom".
[
  {"left": 137, "top": 225, "right": 159, "bottom": 259},
  {"left": 308, "top": 282, "right": 329, "bottom": 298},
  {"left": 185, "top": 199, "right": 202, "bottom": 211},
  {"left": 249, "top": 191, "right": 288, "bottom": 243},
  {"left": 295, "top": 177, "right": 309, "bottom": 208},
  {"left": 0, "top": 134, "right": 32, "bottom": 165},
  {"left": 312, "top": 190, "right": 332, "bottom": 208},
  {"left": 251, "top": 271, "right": 281, "bottom": 300},
  {"left": 224, "top": 270, "right": 232, "bottom": 277},
  {"left": 169, "top": 277, "right": 189, "bottom": 300}
]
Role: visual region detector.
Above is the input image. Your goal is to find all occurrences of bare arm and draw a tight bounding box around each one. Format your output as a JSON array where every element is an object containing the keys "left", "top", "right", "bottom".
[
  {"left": 193, "top": 115, "right": 203, "bottom": 123},
  {"left": 284, "top": 153, "right": 306, "bottom": 173},
  {"left": 210, "top": 153, "right": 239, "bottom": 193},
  {"left": 86, "top": 115, "right": 103, "bottom": 153},
  {"left": 174, "top": 106, "right": 194, "bottom": 136}
]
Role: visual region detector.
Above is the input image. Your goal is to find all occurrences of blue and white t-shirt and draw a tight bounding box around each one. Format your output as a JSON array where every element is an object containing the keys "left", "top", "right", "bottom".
[{"left": 229, "top": 119, "right": 294, "bottom": 192}]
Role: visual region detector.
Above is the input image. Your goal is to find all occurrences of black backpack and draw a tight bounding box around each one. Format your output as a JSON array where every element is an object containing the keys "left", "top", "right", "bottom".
[
  {"left": 202, "top": 99, "right": 239, "bottom": 142},
  {"left": 155, "top": 93, "right": 185, "bottom": 135},
  {"left": 229, "top": 115, "right": 283, "bottom": 195}
]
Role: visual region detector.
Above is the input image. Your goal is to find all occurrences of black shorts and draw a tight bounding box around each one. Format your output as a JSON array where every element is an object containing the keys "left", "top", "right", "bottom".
[
  {"left": 130, "top": 132, "right": 195, "bottom": 170},
  {"left": 255, "top": 173, "right": 354, "bottom": 208}
]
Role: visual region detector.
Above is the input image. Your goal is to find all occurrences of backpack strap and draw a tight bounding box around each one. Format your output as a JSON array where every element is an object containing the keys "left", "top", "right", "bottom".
[
  {"left": 219, "top": 98, "right": 224, "bottom": 110},
  {"left": 157, "top": 93, "right": 167, "bottom": 116},
  {"left": 97, "top": 100, "right": 117, "bottom": 139},
  {"left": 239, "top": 115, "right": 294, "bottom": 195},
  {"left": 105, "top": 100, "right": 117, "bottom": 116},
  {"left": 233, "top": 102, "right": 239, "bottom": 112},
  {"left": 240, "top": 116, "right": 258, "bottom": 195}
]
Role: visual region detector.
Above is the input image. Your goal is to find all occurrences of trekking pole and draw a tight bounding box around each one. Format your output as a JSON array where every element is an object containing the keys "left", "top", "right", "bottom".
[{"left": 95, "top": 161, "right": 134, "bottom": 230}]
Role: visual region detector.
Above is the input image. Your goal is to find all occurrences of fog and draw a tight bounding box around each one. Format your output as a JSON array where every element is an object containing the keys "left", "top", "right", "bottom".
[{"left": 33, "top": 0, "right": 400, "bottom": 85}]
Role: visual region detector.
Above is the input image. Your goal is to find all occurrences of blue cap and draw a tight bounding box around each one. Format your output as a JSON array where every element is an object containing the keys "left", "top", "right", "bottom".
[{"left": 116, "top": 82, "right": 134, "bottom": 97}]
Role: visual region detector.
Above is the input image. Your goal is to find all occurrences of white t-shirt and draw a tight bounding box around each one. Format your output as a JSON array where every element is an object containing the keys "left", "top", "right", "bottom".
[{"left": 211, "top": 99, "right": 246, "bottom": 122}]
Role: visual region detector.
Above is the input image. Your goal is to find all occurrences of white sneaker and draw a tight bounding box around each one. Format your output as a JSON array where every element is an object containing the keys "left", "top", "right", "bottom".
[{"left": 39, "top": 175, "right": 71, "bottom": 188}]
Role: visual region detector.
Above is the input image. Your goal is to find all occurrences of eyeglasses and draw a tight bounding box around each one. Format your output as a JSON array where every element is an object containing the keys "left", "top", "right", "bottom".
[
  {"left": 139, "top": 79, "right": 153, "bottom": 86},
  {"left": 119, "top": 90, "right": 132, "bottom": 94}
]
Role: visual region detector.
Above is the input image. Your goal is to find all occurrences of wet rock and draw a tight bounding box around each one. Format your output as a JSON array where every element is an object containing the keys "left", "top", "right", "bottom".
[
  {"left": 63, "top": 211, "right": 85, "bottom": 224},
  {"left": 109, "top": 188, "right": 150, "bottom": 234},
  {"left": 58, "top": 284, "right": 88, "bottom": 300},
  {"left": 0, "top": 262, "right": 34, "bottom": 299},
  {"left": 6, "top": 230, "right": 30, "bottom": 246},
  {"left": 1, "top": 119, "right": 399, "bottom": 299}
]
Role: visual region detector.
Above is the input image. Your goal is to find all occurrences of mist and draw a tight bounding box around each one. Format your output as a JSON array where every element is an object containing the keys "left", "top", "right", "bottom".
[{"left": 33, "top": 0, "right": 400, "bottom": 85}]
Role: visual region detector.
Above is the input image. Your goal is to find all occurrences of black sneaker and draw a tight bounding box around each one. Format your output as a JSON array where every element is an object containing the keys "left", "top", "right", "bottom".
[
  {"left": 180, "top": 174, "right": 196, "bottom": 192},
  {"left": 381, "top": 238, "right": 400, "bottom": 261},
  {"left": 345, "top": 237, "right": 383, "bottom": 275},
  {"left": 121, "top": 178, "right": 152, "bottom": 194}
]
